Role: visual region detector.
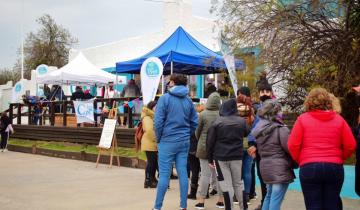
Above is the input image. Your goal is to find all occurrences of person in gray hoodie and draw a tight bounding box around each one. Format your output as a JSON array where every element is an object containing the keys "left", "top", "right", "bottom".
[
  {"left": 250, "top": 99, "right": 295, "bottom": 210},
  {"left": 195, "top": 92, "right": 224, "bottom": 209}
]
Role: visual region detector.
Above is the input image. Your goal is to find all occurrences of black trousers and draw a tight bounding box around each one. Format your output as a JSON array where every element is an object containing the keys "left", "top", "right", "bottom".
[
  {"left": 250, "top": 160, "right": 256, "bottom": 196},
  {"left": 255, "top": 153, "right": 267, "bottom": 206},
  {"left": 356, "top": 159, "right": 360, "bottom": 196},
  {"left": 145, "top": 151, "right": 158, "bottom": 181},
  {"left": 188, "top": 153, "right": 200, "bottom": 187},
  {"left": 0, "top": 131, "right": 9, "bottom": 149},
  {"left": 300, "top": 163, "right": 344, "bottom": 210}
]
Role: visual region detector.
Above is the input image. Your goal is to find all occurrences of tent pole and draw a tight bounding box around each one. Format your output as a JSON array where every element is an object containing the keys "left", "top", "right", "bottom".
[
  {"left": 202, "top": 75, "right": 204, "bottom": 98},
  {"left": 161, "top": 75, "right": 164, "bottom": 94},
  {"left": 214, "top": 73, "right": 218, "bottom": 88},
  {"left": 171, "top": 61, "right": 173, "bottom": 74},
  {"left": 115, "top": 72, "right": 118, "bottom": 97}
]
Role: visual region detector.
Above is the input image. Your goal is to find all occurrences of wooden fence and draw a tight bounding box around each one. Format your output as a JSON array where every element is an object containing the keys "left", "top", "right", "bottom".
[
  {"left": 9, "top": 97, "right": 141, "bottom": 128},
  {"left": 12, "top": 125, "right": 136, "bottom": 148}
]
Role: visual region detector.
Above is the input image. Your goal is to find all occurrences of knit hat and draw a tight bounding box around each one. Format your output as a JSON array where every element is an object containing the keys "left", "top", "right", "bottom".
[
  {"left": 256, "top": 72, "right": 272, "bottom": 91},
  {"left": 258, "top": 99, "right": 282, "bottom": 121},
  {"left": 238, "top": 86, "right": 251, "bottom": 97}
]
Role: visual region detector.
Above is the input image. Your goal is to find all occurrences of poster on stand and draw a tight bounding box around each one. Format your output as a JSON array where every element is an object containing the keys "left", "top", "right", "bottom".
[{"left": 140, "top": 57, "right": 163, "bottom": 105}]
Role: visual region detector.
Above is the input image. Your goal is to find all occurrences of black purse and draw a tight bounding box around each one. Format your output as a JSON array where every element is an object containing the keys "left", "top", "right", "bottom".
[{"left": 277, "top": 126, "right": 299, "bottom": 169}]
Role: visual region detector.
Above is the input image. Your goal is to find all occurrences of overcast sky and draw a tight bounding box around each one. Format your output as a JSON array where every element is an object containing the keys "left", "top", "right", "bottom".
[{"left": 0, "top": 0, "right": 215, "bottom": 69}]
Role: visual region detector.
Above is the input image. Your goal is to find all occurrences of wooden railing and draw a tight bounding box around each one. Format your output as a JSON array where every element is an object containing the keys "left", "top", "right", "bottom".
[
  {"left": 9, "top": 97, "right": 202, "bottom": 128},
  {"left": 9, "top": 97, "right": 142, "bottom": 128}
]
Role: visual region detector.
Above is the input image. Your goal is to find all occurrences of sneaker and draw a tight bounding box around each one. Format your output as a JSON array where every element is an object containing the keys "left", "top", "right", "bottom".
[
  {"left": 249, "top": 193, "right": 257, "bottom": 200},
  {"left": 216, "top": 202, "right": 224, "bottom": 209},
  {"left": 233, "top": 196, "right": 239, "bottom": 205},
  {"left": 179, "top": 208, "right": 187, "bottom": 210},
  {"left": 210, "top": 189, "right": 218, "bottom": 196},
  {"left": 195, "top": 202, "right": 205, "bottom": 210}
]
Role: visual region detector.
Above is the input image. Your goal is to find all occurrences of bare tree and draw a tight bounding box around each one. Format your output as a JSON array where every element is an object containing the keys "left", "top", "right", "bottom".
[
  {"left": 212, "top": 0, "right": 360, "bottom": 124},
  {"left": 0, "top": 68, "right": 20, "bottom": 85}
]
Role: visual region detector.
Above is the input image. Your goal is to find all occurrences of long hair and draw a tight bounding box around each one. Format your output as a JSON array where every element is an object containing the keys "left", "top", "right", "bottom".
[{"left": 236, "top": 94, "right": 253, "bottom": 125}]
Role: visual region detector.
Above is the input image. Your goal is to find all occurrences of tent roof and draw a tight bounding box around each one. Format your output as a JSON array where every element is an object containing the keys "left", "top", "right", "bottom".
[
  {"left": 115, "top": 26, "right": 244, "bottom": 75},
  {"left": 37, "top": 52, "right": 126, "bottom": 86}
]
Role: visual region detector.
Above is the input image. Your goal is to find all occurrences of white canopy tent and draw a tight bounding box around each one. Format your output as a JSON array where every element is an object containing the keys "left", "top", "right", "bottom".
[{"left": 37, "top": 52, "right": 126, "bottom": 86}]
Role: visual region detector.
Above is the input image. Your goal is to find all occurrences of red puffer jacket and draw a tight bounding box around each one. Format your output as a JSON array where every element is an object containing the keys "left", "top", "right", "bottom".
[{"left": 288, "top": 110, "right": 356, "bottom": 166}]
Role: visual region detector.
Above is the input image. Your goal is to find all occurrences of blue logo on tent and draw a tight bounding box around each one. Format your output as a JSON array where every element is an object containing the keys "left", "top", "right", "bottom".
[
  {"left": 15, "top": 83, "right": 22, "bottom": 93},
  {"left": 146, "top": 62, "right": 160, "bottom": 78},
  {"left": 36, "top": 64, "right": 48, "bottom": 75}
]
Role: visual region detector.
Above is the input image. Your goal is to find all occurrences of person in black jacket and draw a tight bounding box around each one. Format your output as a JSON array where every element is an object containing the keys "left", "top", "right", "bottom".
[
  {"left": 0, "top": 112, "right": 12, "bottom": 151},
  {"left": 207, "top": 98, "right": 250, "bottom": 210},
  {"left": 71, "top": 86, "right": 85, "bottom": 101}
]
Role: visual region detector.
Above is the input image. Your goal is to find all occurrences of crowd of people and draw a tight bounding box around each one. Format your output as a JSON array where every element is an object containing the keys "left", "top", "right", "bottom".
[
  {"left": 1, "top": 72, "right": 359, "bottom": 210},
  {"left": 137, "top": 73, "right": 359, "bottom": 210}
]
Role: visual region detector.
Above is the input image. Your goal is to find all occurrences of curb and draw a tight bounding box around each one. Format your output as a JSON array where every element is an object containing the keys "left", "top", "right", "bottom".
[{"left": 7, "top": 144, "right": 147, "bottom": 169}]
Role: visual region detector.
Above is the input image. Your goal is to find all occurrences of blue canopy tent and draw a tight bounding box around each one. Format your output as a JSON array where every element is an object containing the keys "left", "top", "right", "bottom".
[{"left": 115, "top": 26, "right": 244, "bottom": 75}]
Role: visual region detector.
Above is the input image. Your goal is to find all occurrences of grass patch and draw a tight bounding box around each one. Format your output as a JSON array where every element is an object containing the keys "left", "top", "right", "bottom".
[
  {"left": 9, "top": 138, "right": 146, "bottom": 161},
  {"left": 8, "top": 139, "right": 36, "bottom": 147}
]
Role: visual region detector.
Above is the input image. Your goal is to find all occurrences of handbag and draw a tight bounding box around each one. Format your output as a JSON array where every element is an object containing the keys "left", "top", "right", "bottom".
[
  {"left": 5, "top": 124, "right": 14, "bottom": 134},
  {"left": 276, "top": 126, "right": 298, "bottom": 169}
]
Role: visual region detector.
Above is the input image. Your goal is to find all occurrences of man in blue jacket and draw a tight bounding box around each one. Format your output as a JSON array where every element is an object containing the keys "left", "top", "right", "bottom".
[{"left": 153, "top": 74, "right": 198, "bottom": 210}]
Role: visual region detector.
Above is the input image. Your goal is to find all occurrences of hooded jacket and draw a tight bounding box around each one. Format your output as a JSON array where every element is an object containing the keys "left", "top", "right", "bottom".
[
  {"left": 154, "top": 85, "right": 198, "bottom": 143},
  {"left": 206, "top": 99, "right": 250, "bottom": 163},
  {"left": 140, "top": 107, "right": 157, "bottom": 151},
  {"left": 251, "top": 119, "right": 295, "bottom": 184},
  {"left": 195, "top": 92, "right": 221, "bottom": 159},
  {"left": 288, "top": 110, "right": 356, "bottom": 166}
]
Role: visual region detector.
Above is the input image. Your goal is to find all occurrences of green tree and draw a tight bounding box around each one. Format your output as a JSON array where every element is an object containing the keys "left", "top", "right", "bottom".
[
  {"left": 212, "top": 0, "right": 360, "bottom": 124},
  {"left": 20, "top": 14, "right": 78, "bottom": 79}
]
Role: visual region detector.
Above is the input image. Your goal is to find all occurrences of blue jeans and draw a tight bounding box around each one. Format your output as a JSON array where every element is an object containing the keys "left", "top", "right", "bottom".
[
  {"left": 242, "top": 151, "right": 253, "bottom": 194},
  {"left": 300, "top": 162, "right": 344, "bottom": 210},
  {"left": 262, "top": 183, "right": 288, "bottom": 210},
  {"left": 154, "top": 141, "right": 190, "bottom": 209}
]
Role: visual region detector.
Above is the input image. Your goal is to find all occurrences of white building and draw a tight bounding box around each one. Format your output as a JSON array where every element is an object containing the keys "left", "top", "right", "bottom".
[{"left": 69, "top": 0, "right": 220, "bottom": 72}]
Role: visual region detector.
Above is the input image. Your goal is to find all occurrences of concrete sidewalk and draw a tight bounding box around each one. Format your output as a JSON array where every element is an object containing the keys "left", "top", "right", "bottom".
[{"left": 0, "top": 151, "right": 359, "bottom": 210}]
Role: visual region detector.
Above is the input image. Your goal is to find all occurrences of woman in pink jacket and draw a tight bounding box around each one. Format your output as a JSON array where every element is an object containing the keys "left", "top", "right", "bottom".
[{"left": 288, "top": 87, "right": 356, "bottom": 210}]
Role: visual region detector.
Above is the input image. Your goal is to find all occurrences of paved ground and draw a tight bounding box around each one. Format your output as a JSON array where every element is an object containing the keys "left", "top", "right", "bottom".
[{"left": 0, "top": 151, "right": 359, "bottom": 210}]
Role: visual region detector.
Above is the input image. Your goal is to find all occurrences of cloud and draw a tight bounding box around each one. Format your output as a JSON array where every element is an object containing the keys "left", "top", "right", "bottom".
[{"left": 0, "top": 0, "right": 213, "bottom": 69}]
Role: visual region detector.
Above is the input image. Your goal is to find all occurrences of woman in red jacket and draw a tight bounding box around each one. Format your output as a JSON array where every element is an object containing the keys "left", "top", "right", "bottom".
[{"left": 288, "top": 87, "right": 356, "bottom": 210}]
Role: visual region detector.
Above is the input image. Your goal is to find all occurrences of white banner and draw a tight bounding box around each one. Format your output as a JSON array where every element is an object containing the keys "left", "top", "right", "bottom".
[
  {"left": 223, "top": 54, "right": 239, "bottom": 97},
  {"left": 35, "top": 64, "right": 49, "bottom": 78},
  {"left": 11, "top": 80, "right": 24, "bottom": 103},
  {"left": 73, "top": 99, "right": 95, "bottom": 124},
  {"left": 219, "top": 33, "right": 239, "bottom": 96},
  {"left": 140, "top": 57, "right": 163, "bottom": 105}
]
